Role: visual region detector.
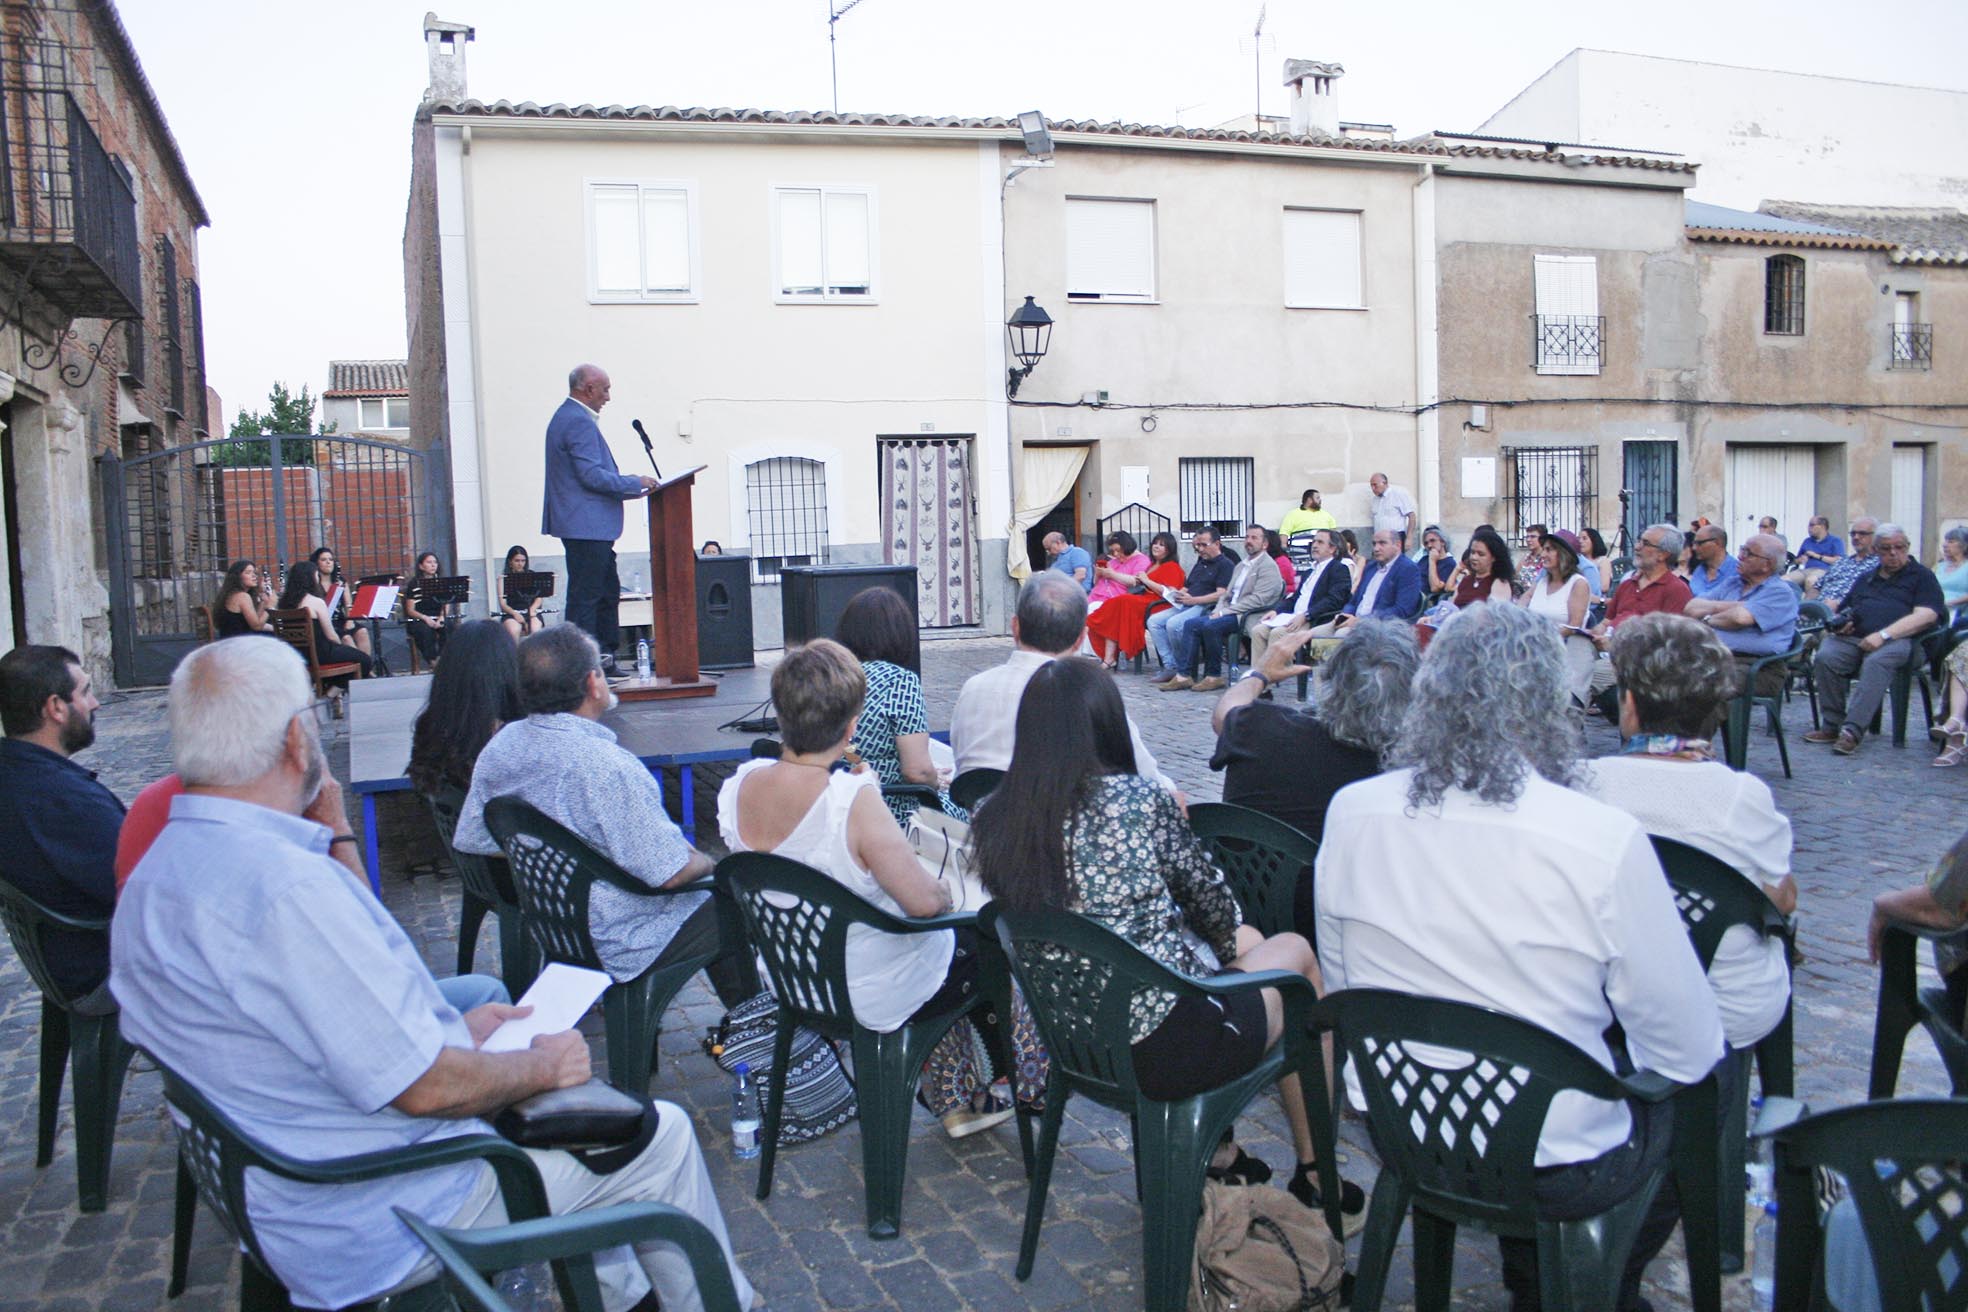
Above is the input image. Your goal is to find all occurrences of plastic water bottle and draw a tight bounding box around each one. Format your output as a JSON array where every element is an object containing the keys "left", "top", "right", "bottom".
[
  {"left": 1750, "top": 1201, "right": 1777, "bottom": 1310},
  {"left": 732, "top": 1061, "right": 761, "bottom": 1159},
  {"left": 492, "top": 1263, "right": 554, "bottom": 1312},
  {"left": 635, "top": 638, "right": 652, "bottom": 681}
]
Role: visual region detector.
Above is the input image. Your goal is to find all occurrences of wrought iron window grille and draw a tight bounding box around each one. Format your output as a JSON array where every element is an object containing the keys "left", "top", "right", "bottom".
[
  {"left": 1530, "top": 315, "right": 1605, "bottom": 372},
  {"left": 1177, "top": 457, "right": 1254, "bottom": 542},
  {"left": 745, "top": 457, "right": 830, "bottom": 581},
  {"left": 1502, "top": 444, "right": 1599, "bottom": 540},
  {"left": 1890, "top": 324, "right": 1933, "bottom": 371}
]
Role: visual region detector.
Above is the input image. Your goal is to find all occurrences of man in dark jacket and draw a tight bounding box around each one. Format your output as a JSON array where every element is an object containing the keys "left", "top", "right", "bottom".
[
  {"left": 1309, "top": 530, "right": 1424, "bottom": 636},
  {"left": 543, "top": 364, "right": 656, "bottom": 666},
  {"left": 1804, "top": 522, "right": 1945, "bottom": 755},
  {"left": 1248, "top": 528, "right": 1353, "bottom": 666}
]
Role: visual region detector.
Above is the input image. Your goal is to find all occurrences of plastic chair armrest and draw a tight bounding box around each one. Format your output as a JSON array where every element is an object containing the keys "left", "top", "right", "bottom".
[
  {"left": 1617, "top": 1069, "right": 1684, "bottom": 1103},
  {"left": 1880, "top": 918, "right": 1968, "bottom": 946},
  {"left": 260, "top": 1132, "right": 551, "bottom": 1220}
]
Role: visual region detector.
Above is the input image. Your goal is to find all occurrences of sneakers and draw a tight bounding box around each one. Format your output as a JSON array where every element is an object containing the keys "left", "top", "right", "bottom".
[
  {"left": 1157, "top": 676, "right": 1194, "bottom": 692},
  {"left": 1191, "top": 676, "right": 1228, "bottom": 692},
  {"left": 1832, "top": 728, "right": 1862, "bottom": 756},
  {"left": 1288, "top": 1163, "right": 1368, "bottom": 1236}
]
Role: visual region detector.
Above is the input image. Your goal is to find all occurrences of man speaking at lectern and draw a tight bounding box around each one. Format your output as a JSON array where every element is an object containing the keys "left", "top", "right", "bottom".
[{"left": 543, "top": 363, "right": 656, "bottom": 670}]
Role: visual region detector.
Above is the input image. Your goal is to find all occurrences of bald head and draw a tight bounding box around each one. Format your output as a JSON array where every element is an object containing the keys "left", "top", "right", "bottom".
[
  {"left": 568, "top": 364, "right": 611, "bottom": 412},
  {"left": 1738, "top": 533, "right": 1787, "bottom": 585},
  {"left": 1013, "top": 572, "right": 1088, "bottom": 655}
]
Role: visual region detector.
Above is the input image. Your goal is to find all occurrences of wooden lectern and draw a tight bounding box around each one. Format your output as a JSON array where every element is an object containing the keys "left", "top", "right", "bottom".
[{"left": 618, "top": 465, "right": 716, "bottom": 701}]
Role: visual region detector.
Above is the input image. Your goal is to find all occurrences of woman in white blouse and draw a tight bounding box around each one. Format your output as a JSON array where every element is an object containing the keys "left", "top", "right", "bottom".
[{"left": 1516, "top": 528, "right": 1595, "bottom": 706}]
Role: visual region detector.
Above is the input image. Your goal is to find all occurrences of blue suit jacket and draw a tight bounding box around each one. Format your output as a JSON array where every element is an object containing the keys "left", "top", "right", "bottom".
[
  {"left": 1343, "top": 553, "right": 1424, "bottom": 621},
  {"left": 541, "top": 397, "right": 646, "bottom": 541},
  {"left": 1283, "top": 557, "right": 1354, "bottom": 626}
]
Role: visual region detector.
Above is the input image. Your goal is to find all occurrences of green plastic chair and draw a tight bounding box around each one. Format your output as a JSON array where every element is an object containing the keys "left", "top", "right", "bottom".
[
  {"left": 1326, "top": 987, "right": 1695, "bottom": 1312},
  {"left": 397, "top": 1201, "right": 744, "bottom": 1312},
  {"left": 1793, "top": 601, "right": 1833, "bottom": 729},
  {"left": 483, "top": 797, "right": 731, "bottom": 1098},
  {"left": 978, "top": 902, "right": 1342, "bottom": 1312},
  {"left": 427, "top": 786, "right": 539, "bottom": 996},
  {"left": 1765, "top": 1098, "right": 1968, "bottom": 1312},
  {"left": 1186, "top": 802, "right": 1318, "bottom": 941},
  {"left": 948, "top": 767, "right": 1004, "bottom": 813},
  {"left": 1867, "top": 920, "right": 1968, "bottom": 1098},
  {"left": 0, "top": 879, "right": 135, "bottom": 1213},
  {"left": 1651, "top": 836, "right": 1797, "bottom": 1281},
  {"left": 1720, "top": 637, "right": 1809, "bottom": 777},
  {"left": 157, "top": 1056, "right": 552, "bottom": 1310},
  {"left": 715, "top": 852, "right": 1024, "bottom": 1239}
]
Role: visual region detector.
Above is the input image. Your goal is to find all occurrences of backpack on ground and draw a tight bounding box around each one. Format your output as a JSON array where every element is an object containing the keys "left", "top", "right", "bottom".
[
  {"left": 1190, "top": 1179, "right": 1344, "bottom": 1312},
  {"left": 704, "top": 991, "right": 856, "bottom": 1145}
]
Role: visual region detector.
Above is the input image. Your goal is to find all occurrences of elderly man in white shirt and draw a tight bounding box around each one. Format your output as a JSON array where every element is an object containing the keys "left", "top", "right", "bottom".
[
  {"left": 1317, "top": 602, "right": 1723, "bottom": 1312},
  {"left": 951, "top": 573, "right": 1177, "bottom": 795},
  {"left": 1368, "top": 471, "right": 1417, "bottom": 549}
]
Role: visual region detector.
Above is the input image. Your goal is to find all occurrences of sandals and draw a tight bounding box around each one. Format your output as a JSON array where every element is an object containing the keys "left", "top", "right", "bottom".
[
  {"left": 1206, "top": 1145, "right": 1273, "bottom": 1186},
  {"left": 1937, "top": 732, "right": 1968, "bottom": 768}
]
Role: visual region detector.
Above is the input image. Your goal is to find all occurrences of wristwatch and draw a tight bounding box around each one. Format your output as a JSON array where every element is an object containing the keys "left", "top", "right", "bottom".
[{"left": 1241, "top": 670, "right": 1273, "bottom": 691}]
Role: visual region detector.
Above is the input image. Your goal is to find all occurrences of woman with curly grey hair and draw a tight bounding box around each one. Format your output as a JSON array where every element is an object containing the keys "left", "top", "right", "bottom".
[{"left": 1315, "top": 602, "right": 1724, "bottom": 1309}]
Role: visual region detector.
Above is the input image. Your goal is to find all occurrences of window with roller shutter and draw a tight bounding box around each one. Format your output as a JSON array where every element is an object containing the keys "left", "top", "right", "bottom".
[
  {"left": 772, "top": 186, "right": 876, "bottom": 301},
  {"left": 1531, "top": 254, "right": 1602, "bottom": 376},
  {"left": 1282, "top": 208, "right": 1363, "bottom": 309},
  {"left": 586, "top": 180, "right": 699, "bottom": 303},
  {"left": 1066, "top": 198, "right": 1156, "bottom": 301}
]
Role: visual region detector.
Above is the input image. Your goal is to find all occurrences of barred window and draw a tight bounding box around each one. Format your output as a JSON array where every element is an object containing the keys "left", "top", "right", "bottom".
[
  {"left": 1764, "top": 255, "right": 1804, "bottom": 335},
  {"left": 1178, "top": 457, "right": 1254, "bottom": 540},
  {"left": 745, "top": 457, "right": 829, "bottom": 580},
  {"left": 1504, "top": 445, "right": 1598, "bottom": 539}
]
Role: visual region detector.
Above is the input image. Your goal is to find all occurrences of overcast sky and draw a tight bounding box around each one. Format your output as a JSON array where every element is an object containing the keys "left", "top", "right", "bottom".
[{"left": 117, "top": 0, "right": 1968, "bottom": 426}]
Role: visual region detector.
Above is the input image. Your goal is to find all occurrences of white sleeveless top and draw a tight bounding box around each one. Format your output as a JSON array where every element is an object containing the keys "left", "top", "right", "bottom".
[
  {"left": 1526, "top": 571, "right": 1588, "bottom": 626},
  {"left": 717, "top": 760, "right": 954, "bottom": 1033}
]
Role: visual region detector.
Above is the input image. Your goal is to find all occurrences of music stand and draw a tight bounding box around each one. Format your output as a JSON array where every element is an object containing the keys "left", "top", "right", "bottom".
[
  {"left": 502, "top": 571, "right": 556, "bottom": 606},
  {"left": 352, "top": 574, "right": 403, "bottom": 677},
  {"left": 423, "top": 576, "right": 474, "bottom": 610}
]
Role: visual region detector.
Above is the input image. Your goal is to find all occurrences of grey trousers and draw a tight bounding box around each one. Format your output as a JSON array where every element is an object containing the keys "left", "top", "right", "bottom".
[{"left": 1814, "top": 632, "right": 1921, "bottom": 736}]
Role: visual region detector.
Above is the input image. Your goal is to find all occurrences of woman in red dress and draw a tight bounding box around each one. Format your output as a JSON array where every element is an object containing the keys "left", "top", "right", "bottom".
[{"left": 1086, "top": 531, "right": 1184, "bottom": 667}]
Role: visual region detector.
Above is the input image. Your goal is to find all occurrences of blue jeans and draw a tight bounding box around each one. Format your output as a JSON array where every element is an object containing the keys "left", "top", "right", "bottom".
[
  {"left": 1194, "top": 614, "right": 1245, "bottom": 677},
  {"left": 438, "top": 974, "right": 512, "bottom": 1012},
  {"left": 1150, "top": 606, "right": 1207, "bottom": 674}
]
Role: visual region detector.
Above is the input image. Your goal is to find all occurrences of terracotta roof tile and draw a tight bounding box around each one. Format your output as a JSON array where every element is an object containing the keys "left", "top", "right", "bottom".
[
  {"left": 325, "top": 359, "right": 408, "bottom": 396},
  {"left": 1760, "top": 202, "right": 1968, "bottom": 265}
]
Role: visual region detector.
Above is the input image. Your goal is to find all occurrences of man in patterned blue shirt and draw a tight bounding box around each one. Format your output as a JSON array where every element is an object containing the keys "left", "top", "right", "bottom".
[{"left": 1811, "top": 517, "right": 1879, "bottom": 607}]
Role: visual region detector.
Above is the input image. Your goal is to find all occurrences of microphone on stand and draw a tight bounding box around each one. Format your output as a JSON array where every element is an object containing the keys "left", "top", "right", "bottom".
[{"left": 630, "top": 418, "right": 663, "bottom": 481}]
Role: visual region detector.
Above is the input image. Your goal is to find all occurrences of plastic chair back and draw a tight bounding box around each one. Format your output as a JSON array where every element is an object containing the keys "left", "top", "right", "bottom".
[
  {"left": 949, "top": 767, "right": 1004, "bottom": 813},
  {"left": 0, "top": 879, "right": 107, "bottom": 1010},
  {"left": 428, "top": 786, "right": 520, "bottom": 909},
  {"left": 1648, "top": 836, "right": 1789, "bottom": 972},
  {"left": 483, "top": 797, "right": 651, "bottom": 973},
  {"left": 1186, "top": 802, "right": 1316, "bottom": 940}
]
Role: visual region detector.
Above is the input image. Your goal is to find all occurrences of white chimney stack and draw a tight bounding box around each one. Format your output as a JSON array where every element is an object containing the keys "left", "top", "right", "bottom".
[
  {"left": 423, "top": 12, "right": 475, "bottom": 102},
  {"left": 1283, "top": 58, "right": 1344, "bottom": 137}
]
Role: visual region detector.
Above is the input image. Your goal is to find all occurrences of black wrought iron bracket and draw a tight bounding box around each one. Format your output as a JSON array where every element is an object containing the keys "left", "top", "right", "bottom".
[{"left": 0, "top": 247, "right": 135, "bottom": 390}]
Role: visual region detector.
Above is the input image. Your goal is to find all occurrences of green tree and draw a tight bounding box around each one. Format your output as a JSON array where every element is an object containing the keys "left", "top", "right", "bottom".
[{"left": 210, "top": 382, "right": 334, "bottom": 466}]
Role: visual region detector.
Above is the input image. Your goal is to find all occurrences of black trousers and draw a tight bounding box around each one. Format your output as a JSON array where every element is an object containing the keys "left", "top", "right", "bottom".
[
  {"left": 659, "top": 898, "right": 756, "bottom": 1009},
  {"left": 562, "top": 538, "right": 622, "bottom": 656}
]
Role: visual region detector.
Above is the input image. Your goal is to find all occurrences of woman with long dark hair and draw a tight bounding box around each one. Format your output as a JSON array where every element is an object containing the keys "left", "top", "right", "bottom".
[
  {"left": 1084, "top": 530, "right": 1185, "bottom": 669},
  {"left": 277, "top": 559, "right": 373, "bottom": 681},
  {"left": 407, "top": 620, "right": 522, "bottom": 795},
  {"left": 402, "top": 550, "right": 454, "bottom": 666},
  {"left": 498, "top": 545, "right": 545, "bottom": 639},
  {"left": 309, "top": 546, "right": 373, "bottom": 659},
  {"left": 972, "top": 659, "right": 1358, "bottom": 1219},
  {"left": 212, "top": 559, "right": 275, "bottom": 637},
  {"left": 1446, "top": 527, "right": 1516, "bottom": 608}
]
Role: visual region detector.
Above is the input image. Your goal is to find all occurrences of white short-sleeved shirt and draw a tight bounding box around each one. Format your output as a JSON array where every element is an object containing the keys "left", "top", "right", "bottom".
[{"left": 1371, "top": 485, "right": 1416, "bottom": 535}]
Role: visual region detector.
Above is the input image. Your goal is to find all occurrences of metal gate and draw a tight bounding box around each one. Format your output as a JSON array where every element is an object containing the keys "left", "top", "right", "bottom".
[
  {"left": 101, "top": 433, "right": 429, "bottom": 686},
  {"left": 1621, "top": 440, "right": 1677, "bottom": 556}
]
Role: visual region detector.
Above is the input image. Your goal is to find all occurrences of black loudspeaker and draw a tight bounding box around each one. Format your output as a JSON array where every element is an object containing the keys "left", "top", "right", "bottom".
[
  {"left": 780, "top": 564, "right": 920, "bottom": 673},
  {"left": 696, "top": 553, "right": 755, "bottom": 670}
]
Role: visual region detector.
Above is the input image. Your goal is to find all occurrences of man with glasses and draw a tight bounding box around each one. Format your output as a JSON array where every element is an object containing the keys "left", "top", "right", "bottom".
[
  {"left": 1786, "top": 515, "right": 1845, "bottom": 588},
  {"left": 1685, "top": 533, "right": 1800, "bottom": 695},
  {"left": 1147, "top": 527, "right": 1236, "bottom": 684},
  {"left": 1686, "top": 524, "right": 1740, "bottom": 600},
  {"left": 1810, "top": 517, "right": 1880, "bottom": 606},
  {"left": 1585, "top": 524, "right": 1693, "bottom": 702},
  {"left": 1805, "top": 523, "right": 1945, "bottom": 755}
]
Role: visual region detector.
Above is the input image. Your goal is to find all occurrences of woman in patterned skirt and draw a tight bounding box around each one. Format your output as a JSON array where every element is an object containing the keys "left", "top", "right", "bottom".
[
  {"left": 1085, "top": 530, "right": 1184, "bottom": 669},
  {"left": 836, "top": 587, "right": 957, "bottom": 824}
]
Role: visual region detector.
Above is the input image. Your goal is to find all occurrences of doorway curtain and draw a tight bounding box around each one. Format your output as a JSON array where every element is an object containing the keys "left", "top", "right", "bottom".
[{"left": 1006, "top": 445, "right": 1087, "bottom": 580}]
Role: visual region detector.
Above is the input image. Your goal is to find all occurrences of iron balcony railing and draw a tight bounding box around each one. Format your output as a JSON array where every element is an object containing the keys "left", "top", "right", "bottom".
[
  {"left": 1890, "top": 324, "right": 1933, "bottom": 371},
  {"left": 1531, "top": 314, "right": 1605, "bottom": 373},
  {"left": 0, "top": 90, "right": 142, "bottom": 322}
]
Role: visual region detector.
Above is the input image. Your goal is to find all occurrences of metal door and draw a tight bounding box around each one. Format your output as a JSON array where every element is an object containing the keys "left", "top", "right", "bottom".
[
  {"left": 1620, "top": 441, "right": 1677, "bottom": 554},
  {"left": 1891, "top": 445, "right": 1928, "bottom": 557},
  {"left": 878, "top": 437, "right": 981, "bottom": 628},
  {"left": 101, "top": 433, "right": 428, "bottom": 685}
]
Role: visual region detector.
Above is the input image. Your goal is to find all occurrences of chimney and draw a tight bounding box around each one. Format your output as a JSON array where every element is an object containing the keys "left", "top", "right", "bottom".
[
  {"left": 423, "top": 12, "right": 475, "bottom": 102},
  {"left": 1283, "top": 59, "right": 1344, "bottom": 137}
]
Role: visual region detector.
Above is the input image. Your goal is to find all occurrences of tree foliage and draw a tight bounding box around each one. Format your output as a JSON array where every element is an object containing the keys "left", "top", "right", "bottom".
[{"left": 209, "top": 382, "right": 334, "bottom": 466}]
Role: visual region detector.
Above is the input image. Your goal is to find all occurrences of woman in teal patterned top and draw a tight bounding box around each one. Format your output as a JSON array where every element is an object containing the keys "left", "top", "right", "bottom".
[
  {"left": 971, "top": 658, "right": 1363, "bottom": 1222},
  {"left": 836, "top": 587, "right": 956, "bottom": 824}
]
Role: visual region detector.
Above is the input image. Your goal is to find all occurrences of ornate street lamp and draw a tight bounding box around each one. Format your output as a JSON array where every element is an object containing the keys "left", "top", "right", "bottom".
[{"left": 1006, "top": 295, "right": 1053, "bottom": 398}]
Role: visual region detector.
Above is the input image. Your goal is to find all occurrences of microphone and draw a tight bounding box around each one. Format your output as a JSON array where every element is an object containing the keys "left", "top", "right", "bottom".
[{"left": 630, "top": 419, "right": 662, "bottom": 480}]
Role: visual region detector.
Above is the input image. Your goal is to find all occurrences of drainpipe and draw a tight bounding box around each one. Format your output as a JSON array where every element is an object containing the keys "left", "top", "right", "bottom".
[{"left": 1411, "top": 162, "right": 1439, "bottom": 527}]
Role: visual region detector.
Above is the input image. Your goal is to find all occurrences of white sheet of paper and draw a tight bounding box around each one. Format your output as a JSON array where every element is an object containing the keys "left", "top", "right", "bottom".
[
  {"left": 480, "top": 962, "right": 611, "bottom": 1053},
  {"left": 1261, "top": 613, "right": 1295, "bottom": 628}
]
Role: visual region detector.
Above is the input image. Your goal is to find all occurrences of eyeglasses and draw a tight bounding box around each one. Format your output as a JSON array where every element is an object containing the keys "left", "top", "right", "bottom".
[
  {"left": 1851, "top": 529, "right": 1874, "bottom": 537},
  {"left": 299, "top": 699, "right": 335, "bottom": 728}
]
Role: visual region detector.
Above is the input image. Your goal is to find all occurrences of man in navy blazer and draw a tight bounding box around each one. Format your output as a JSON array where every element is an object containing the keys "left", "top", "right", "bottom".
[
  {"left": 1309, "top": 529, "right": 1423, "bottom": 636},
  {"left": 1247, "top": 528, "right": 1354, "bottom": 667},
  {"left": 543, "top": 364, "right": 656, "bottom": 665}
]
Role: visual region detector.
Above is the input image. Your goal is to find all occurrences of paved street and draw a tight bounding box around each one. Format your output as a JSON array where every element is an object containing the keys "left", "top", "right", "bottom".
[{"left": 0, "top": 634, "right": 1957, "bottom": 1311}]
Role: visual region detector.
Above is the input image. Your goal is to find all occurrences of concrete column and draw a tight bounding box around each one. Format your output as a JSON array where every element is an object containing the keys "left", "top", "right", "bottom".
[{"left": 12, "top": 394, "right": 112, "bottom": 678}]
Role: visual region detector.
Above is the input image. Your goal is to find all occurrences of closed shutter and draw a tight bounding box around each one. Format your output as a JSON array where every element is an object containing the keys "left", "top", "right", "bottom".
[
  {"left": 640, "top": 190, "right": 690, "bottom": 295},
  {"left": 778, "top": 190, "right": 824, "bottom": 296},
  {"left": 1283, "top": 209, "right": 1362, "bottom": 308},
  {"left": 824, "top": 191, "right": 871, "bottom": 295},
  {"left": 1891, "top": 446, "right": 1927, "bottom": 557},
  {"left": 1533, "top": 254, "right": 1600, "bottom": 376},
  {"left": 591, "top": 186, "right": 640, "bottom": 295},
  {"left": 1066, "top": 199, "right": 1155, "bottom": 300}
]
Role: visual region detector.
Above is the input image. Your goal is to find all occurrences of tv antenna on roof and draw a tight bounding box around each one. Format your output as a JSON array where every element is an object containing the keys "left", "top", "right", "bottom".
[
  {"left": 1239, "top": 5, "right": 1274, "bottom": 130},
  {"left": 828, "top": 0, "right": 868, "bottom": 115}
]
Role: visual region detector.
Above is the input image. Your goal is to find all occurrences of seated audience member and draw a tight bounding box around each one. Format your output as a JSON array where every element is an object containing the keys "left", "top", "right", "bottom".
[
  {"left": 1516, "top": 529, "right": 1595, "bottom": 707},
  {"left": 1163, "top": 524, "right": 1283, "bottom": 694},
  {"left": 1582, "top": 527, "right": 1613, "bottom": 600},
  {"left": 1248, "top": 528, "right": 1352, "bottom": 668},
  {"left": 1804, "top": 523, "right": 1945, "bottom": 756},
  {"left": 719, "top": 639, "right": 1041, "bottom": 1137},
  {"left": 1337, "top": 530, "right": 1363, "bottom": 587},
  {"left": 1089, "top": 530, "right": 1152, "bottom": 618},
  {"left": 1516, "top": 523, "right": 1548, "bottom": 591},
  {"left": 407, "top": 620, "right": 522, "bottom": 797},
  {"left": 454, "top": 625, "right": 751, "bottom": 1005},
  {"left": 974, "top": 657, "right": 1361, "bottom": 1220},
  {"left": 111, "top": 637, "right": 754, "bottom": 1312},
  {"left": 1586, "top": 523, "right": 1692, "bottom": 700},
  {"left": 1264, "top": 528, "right": 1297, "bottom": 596},
  {"left": 1757, "top": 516, "right": 1786, "bottom": 549},
  {"left": 1444, "top": 526, "right": 1515, "bottom": 608},
  {"left": 1686, "top": 524, "right": 1740, "bottom": 600},
  {"left": 1415, "top": 526, "right": 1456, "bottom": 598},
  {"left": 403, "top": 550, "right": 456, "bottom": 666},
  {"left": 1042, "top": 531, "right": 1093, "bottom": 593},
  {"left": 213, "top": 559, "right": 276, "bottom": 637},
  {"left": 277, "top": 559, "right": 374, "bottom": 681},
  {"left": 1306, "top": 530, "right": 1422, "bottom": 637},
  {"left": 1315, "top": 602, "right": 1725, "bottom": 1310},
  {"left": 1683, "top": 533, "right": 1800, "bottom": 696},
  {"left": 1086, "top": 530, "right": 1184, "bottom": 669},
  {"left": 1786, "top": 515, "right": 1846, "bottom": 588},
  {"left": 1278, "top": 488, "right": 1337, "bottom": 538},
  {"left": 1211, "top": 618, "right": 1417, "bottom": 940},
  {"left": 497, "top": 545, "right": 544, "bottom": 639},
  {"left": 1870, "top": 826, "right": 1968, "bottom": 1024},
  {"left": 699, "top": 540, "right": 722, "bottom": 555},
  {"left": 835, "top": 587, "right": 953, "bottom": 825},
  {"left": 959, "top": 573, "right": 1178, "bottom": 791},
  {"left": 116, "top": 774, "right": 186, "bottom": 891},
  {"left": 1147, "top": 529, "right": 1236, "bottom": 682},
  {"left": 1812, "top": 517, "right": 1879, "bottom": 605},
  {"left": 1936, "top": 525, "right": 1968, "bottom": 626},
  {"left": 1588, "top": 614, "right": 1798, "bottom": 1050},
  {"left": 0, "top": 645, "right": 120, "bottom": 1005}
]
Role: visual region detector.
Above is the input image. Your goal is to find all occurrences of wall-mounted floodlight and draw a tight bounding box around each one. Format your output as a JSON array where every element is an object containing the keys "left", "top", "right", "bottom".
[{"left": 1017, "top": 110, "right": 1053, "bottom": 157}]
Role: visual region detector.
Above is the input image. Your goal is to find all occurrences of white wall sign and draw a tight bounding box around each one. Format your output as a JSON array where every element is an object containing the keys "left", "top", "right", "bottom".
[
  {"left": 1121, "top": 465, "right": 1151, "bottom": 504},
  {"left": 1461, "top": 457, "right": 1497, "bottom": 499}
]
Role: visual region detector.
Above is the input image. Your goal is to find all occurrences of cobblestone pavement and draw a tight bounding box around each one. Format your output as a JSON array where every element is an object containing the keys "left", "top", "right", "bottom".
[{"left": 0, "top": 635, "right": 1956, "bottom": 1311}]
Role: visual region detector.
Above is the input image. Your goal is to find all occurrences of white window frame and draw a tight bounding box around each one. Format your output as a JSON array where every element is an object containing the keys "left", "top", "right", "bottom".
[
  {"left": 769, "top": 184, "right": 880, "bottom": 304},
  {"left": 357, "top": 397, "right": 410, "bottom": 430},
  {"left": 1065, "top": 196, "right": 1158, "bottom": 303},
  {"left": 1282, "top": 207, "right": 1366, "bottom": 310},
  {"left": 584, "top": 178, "right": 701, "bottom": 304},
  {"left": 1532, "top": 253, "right": 1602, "bottom": 377}
]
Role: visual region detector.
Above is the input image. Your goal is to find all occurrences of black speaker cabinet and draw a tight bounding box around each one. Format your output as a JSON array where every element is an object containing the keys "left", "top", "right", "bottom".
[
  {"left": 780, "top": 564, "right": 920, "bottom": 673},
  {"left": 695, "top": 553, "right": 755, "bottom": 670}
]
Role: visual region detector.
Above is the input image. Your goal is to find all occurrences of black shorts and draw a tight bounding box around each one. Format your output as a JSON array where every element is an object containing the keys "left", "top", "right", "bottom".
[{"left": 1130, "top": 976, "right": 1267, "bottom": 1102}]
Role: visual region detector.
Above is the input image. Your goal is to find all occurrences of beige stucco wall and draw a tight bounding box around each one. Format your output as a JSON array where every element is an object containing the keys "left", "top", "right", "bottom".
[
  {"left": 447, "top": 124, "right": 1011, "bottom": 628},
  {"left": 999, "top": 140, "right": 1424, "bottom": 538}
]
